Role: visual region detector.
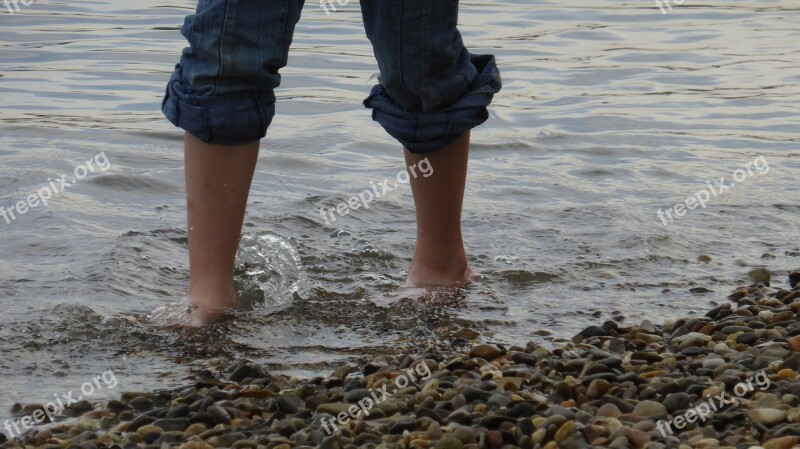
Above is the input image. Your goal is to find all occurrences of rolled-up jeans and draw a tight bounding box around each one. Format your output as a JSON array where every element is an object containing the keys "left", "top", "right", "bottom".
[{"left": 162, "top": 0, "right": 502, "bottom": 154}]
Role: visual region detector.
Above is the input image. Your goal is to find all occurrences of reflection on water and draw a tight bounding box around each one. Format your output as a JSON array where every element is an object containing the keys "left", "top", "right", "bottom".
[{"left": 1, "top": 0, "right": 799, "bottom": 423}]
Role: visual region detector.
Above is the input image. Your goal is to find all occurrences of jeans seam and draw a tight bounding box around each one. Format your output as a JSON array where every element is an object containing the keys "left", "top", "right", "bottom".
[
  {"left": 255, "top": 93, "right": 268, "bottom": 133},
  {"left": 425, "top": 3, "right": 443, "bottom": 109},
  {"left": 215, "top": 0, "right": 229, "bottom": 96},
  {"left": 280, "top": 0, "right": 290, "bottom": 63},
  {"left": 397, "top": 1, "right": 404, "bottom": 88}
]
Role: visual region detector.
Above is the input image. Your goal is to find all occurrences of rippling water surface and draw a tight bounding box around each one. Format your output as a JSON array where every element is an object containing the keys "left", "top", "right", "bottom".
[{"left": 1, "top": 0, "right": 799, "bottom": 424}]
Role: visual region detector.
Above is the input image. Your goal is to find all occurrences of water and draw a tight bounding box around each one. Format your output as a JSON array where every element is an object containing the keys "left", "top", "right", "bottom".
[{"left": 1, "top": 0, "right": 799, "bottom": 428}]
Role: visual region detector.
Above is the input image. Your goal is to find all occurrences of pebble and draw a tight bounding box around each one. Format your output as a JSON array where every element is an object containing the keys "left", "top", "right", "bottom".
[
  {"left": 749, "top": 268, "right": 771, "bottom": 284},
  {"left": 663, "top": 392, "right": 691, "bottom": 413},
  {"left": 702, "top": 357, "right": 726, "bottom": 369},
  {"left": 469, "top": 344, "right": 503, "bottom": 361},
  {"left": 315, "top": 402, "right": 353, "bottom": 415},
  {"left": 452, "top": 427, "right": 476, "bottom": 445},
  {"left": 136, "top": 424, "right": 163, "bottom": 439},
  {"left": 596, "top": 403, "right": 622, "bottom": 418},
  {"left": 748, "top": 408, "right": 786, "bottom": 426},
  {"left": 586, "top": 379, "right": 610, "bottom": 399},
  {"left": 435, "top": 437, "right": 463, "bottom": 449},
  {"left": 276, "top": 393, "right": 304, "bottom": 414},
  {"left": 788, "top": 335, "right": 800, "bottom": 352},
  {"left": 632, "top": 400, "right": 668, "bottom": 419},
  {"left": 486, "top": 430, "right": 503, "bottom": 449},
  {"left": 762, "top": 436, "right": 798, "bottom": 449},
  {"left": 780, "top": 353, "right": 800, "bottom": 370},
  {"left": 4, "top": 276, "right": 800, "bottom": 449},
  {"left": 180, "top": 442, "right": 214, "bottom": 449},
  {"left": 184, "top": 423, "right": 207, "bottom": 436},
  {"left": 206, "top": 405, "right": 230, "bottom": 425},
  {"left": 426, "top": 422, "right": 442, "bottom": 440},
  {"left": 150, "top": 418, "right": 187, "bottom": 433}
]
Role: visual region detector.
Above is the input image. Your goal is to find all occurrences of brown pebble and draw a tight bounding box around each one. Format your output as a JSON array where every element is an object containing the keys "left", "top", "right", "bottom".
[
  {"left": 554, "top": 421, "right": 577, "bottom": 443},
  {"left": 698, "top": 323, "right": 715, "bottom": 335},
  {"left": 411, "top": 438, "right": 430, "bottom": 449},
  {"left": 620, "top": 428, "right": 650, "bottom": 448},
  {"left": 748, "top": 408, "right": 786, "bottom": 426},
  {"left": 583, "top": 424, "right": 608, "bottom": 444},
  {"left": 497, "top": 377, "right": 523, "bottom": 392},
  {"left": 451, "top": 328, "right": 481, "bottom": 340},
  {"left": 531, "top": 428, "right": 546, "bottom": 445},
  {"left": 586, "top": 379, "right": 610, "bottom": 400},
  {"left": 632, "top": 400, "right": 667, "bottom": 419},
  {"left": 184, "top": 423, "right": 207, "bottom": 436},
  {"left": 762, "top": 436, "right": 798, "bottom": 449},
  {"left": 426, "top": 422, "right": 442, "bottom": 440},
  {"left": 788, "top": 335, "right": 800, "bottom": 352},
  {"left": 721, "top": 434, "right": 742, "bottom": 446},
  {"left": 136, "top": 425, "right": 163, "bottom": 439},
  {"left": 486, "top": 430, "right": 503, "bottom": 449},
  {"left": 179, "top": 442, "right": 214, "bottom": 449},
  {"left": 453, "top": 426, "right": 476, "bottom": 445},
  {"left": 596, "top": 403, "right": 622, "bottom": 418},
  {"left": 728, "top": 289, "right": 747, "bottom": 301},
  {"left": 469, "top": 344, "right": 504, "bottom": 361}
]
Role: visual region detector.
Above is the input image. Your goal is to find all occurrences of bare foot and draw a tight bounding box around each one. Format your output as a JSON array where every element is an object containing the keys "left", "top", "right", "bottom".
[
  {"left": 369, "top": 261, "right": 475, "bottom": 308},
  {"left": 146, "top": 287, "right": 237, "bottom": 327},
  {"left": 145, "top": 298, "right": 235, "bottom": 327},
  {"left": 370, "top": 286, "right": 431, "bottom": 308},
  {"left": 183, "top": 282, "right": 237, "bottom": 325},
  {"left": 406, "top": 263, "right": 475, "bottom": 287}
]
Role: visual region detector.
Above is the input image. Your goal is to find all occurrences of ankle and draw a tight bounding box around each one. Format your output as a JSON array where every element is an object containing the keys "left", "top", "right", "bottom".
[
  {"left": 407, "top": 257, "right": 472, "bottom": 287},
  {"left": 187, "top": 279, "right": 237, "bottom": 310}
]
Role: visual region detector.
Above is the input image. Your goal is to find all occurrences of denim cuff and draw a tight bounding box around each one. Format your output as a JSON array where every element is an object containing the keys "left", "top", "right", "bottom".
[
  {"left": 162, "top": 65, "right": 276, "bottom": 145},
  {"left": 363, "top": 54, "right": 502, "bottom": 154}
]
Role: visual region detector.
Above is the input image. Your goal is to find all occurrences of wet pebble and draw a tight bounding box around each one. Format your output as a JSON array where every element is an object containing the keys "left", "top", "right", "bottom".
[{"left": 4, "top": 279, "right": 800, "bottom": 449}]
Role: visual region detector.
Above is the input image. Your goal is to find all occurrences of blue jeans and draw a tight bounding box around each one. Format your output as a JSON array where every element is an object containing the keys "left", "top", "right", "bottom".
[{"left": 162, "top": 0, "right": 502, "bottom": 154}]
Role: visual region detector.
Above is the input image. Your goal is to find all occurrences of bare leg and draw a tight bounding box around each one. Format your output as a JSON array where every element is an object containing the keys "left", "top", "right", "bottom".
[
  {"left": 404, "top": 131, "right": 473, "bottom": 287},
  {"left": 184, "top": 132, "right": 259, "bottom": 324}
]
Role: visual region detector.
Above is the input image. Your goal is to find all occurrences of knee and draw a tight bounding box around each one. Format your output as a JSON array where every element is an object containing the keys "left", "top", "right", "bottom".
[
  {"left": 361, "top": 0, "right": 471, "bottom": 112},
  {"left": 377, "top": 48, "right": 473, "bottom": 113},
  {"left": 363, "top": 53, "right": 502, "bottom": 154},
  {"left": 163, "top": 65, "right": 276, "bottom": 145}
]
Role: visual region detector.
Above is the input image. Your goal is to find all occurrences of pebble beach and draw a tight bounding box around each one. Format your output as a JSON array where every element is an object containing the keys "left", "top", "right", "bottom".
[{"left": 4, "top": 270, "right": 800, "bottom": 449}]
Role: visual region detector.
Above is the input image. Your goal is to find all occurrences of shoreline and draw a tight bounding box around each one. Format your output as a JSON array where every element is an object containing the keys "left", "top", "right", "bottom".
[{"left": 3, "top": 271, "right": 800, "bottom": 449}]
